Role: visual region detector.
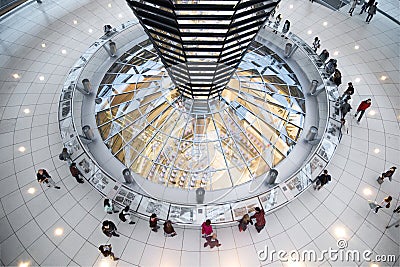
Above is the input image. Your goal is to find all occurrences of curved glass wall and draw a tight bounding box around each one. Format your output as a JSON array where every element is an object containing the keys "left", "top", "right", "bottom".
[{"left": 95, "top": 40, "right": 305, "bottom": 190}]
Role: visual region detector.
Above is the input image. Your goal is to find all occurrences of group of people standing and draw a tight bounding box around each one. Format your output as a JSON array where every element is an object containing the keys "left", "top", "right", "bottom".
[
  {"left": 269, "top": 11, "right": 291, "bottom": 39},
  {"left": 311, "top": 35, "right": 373, "bottom": 129},
  {"left": 97, "top": 203, "right": 268, "bottom": 259},
  {"left": 36, "top": 147, "right": 86, "bottom": 190},
  {"left": 348, "top": 0, "right": 378, "bottom": 23}
]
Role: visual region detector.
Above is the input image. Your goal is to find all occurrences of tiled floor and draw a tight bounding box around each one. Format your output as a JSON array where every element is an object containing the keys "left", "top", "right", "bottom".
[{"left": 0, "top": 0, "right": 399, "bottom": 267}]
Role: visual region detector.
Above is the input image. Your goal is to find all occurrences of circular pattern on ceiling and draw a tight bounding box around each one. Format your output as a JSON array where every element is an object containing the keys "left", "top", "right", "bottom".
[{"left": 94, "top": 39, "right": 306, "bottom": 191}]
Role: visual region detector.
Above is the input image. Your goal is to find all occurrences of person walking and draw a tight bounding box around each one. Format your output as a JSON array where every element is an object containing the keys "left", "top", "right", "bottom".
[
  {"left": 354, "top": 98, "right": 371, "bottom": 123},
  {"left": 374, "top": 196, "right": 392, "bottom": 213},
  {"left": 313, "top": 169, "right": 331, "bottom": 190},
  {"left": 59, "top": 147, "right": 72, "bottom": 164},
  {"left": 325, "top": 58, "right": 337, "bottom": 75},
  {"left": 340, "top": 118, "right": 350, "bottom": 135},
  {"left": 118, "top": 205, "right": 136, "bottom": 224},
  {"left": 331, "top": 69, "right": 342, "bottom": 87},
  {"left": 149, "top": 213, "right": 160, "bottom": 232},
  {"left": 312, "top": 37, "right": 321, "bottom": 52},
  {"left": 102, "top": 220, "right": 120, "bottom": 237},
  {"left": 359, "top": 0, "right": 374, "bottom": 14},
  {"left": 163, "top": 220, "right": 177, "bottom": 237},
  {"left": 104, "top": 199, "right": 118, "bottom": 214},
  {"left": 272, "top": 14, "right": 282, "bottom": 34},
  {"left": 99, "top": 244, "right": 119, "bottom": 261},
  {"left": 377, "top": 167, "right": 396, "bottom": 184},
  {"left": 341, "top": 82, "right": 355, "bottom": 102},
  {"left": 69, "top": 163, "right": 84, "bottom": 183},
  {"left": 366, "top": 2, "right": 378, "bottom": 23},
  {"left": 201, "top": 219, "right": 213, "bottom": 238},
  {"left": 36, "top": 169, "right": 61, "bottom": 189},
  {"left": 319, "top": 49, "right": 330, "bottom": 64},
  {"left": 340, "top": 101, "right": 352, "bottom": 119},
  {"left": 250, "top": 207, "right": 266, "bottom": 233},
  {"left": 281, "top": 20, "right": 290, "bottom": 38},
  {"left": 386, "top": 206, "right": 400, "bottom": 229},
  {"left": 203, "top": 233, "right": 222, "bottom": 248},
  {"left": 348, "top": 0, "right": 358, "bottom": 16},
  {"left": 238, "top": 214, "right": 253, "bottom": 232}
]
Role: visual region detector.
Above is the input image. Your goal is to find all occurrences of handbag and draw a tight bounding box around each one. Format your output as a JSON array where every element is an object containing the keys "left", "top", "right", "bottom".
[{"left": 377, "top": 176, "right": 384, "bottom": 184}]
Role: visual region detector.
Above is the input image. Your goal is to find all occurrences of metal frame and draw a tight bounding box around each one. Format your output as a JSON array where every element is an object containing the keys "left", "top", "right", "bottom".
[{"left": 126, "top": 0, "right": 280, "bottom": 99}]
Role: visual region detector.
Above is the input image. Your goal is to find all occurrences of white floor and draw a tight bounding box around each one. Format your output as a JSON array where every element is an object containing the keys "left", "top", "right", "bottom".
[{"left": 0, "top": 0, "right": 399, "bottom": 266}]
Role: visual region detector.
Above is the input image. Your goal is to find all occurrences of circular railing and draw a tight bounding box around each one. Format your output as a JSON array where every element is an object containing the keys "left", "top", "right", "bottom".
[{"left": 58, "top": 20, "right": 342, "bottom": 225}]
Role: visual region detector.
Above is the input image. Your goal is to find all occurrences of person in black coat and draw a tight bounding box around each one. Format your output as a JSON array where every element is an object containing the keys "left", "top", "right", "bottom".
[
  {"left": 313, "top": 170, "right": 331, "bottom": 190},
  {"left": 118, "top": 205, "right": 136, "bottom": 224},
  {"left": 331, "top": 69, "right": 342, "bottom": 87},
  {"left": 69, "top": 163, "right": 84, "bottom": 183},
  {"left": 377, "top": 167, "right": 396, "bottom": 184},
  {"left": 340, "top": 101, "right": 352, "bottom": 119},
  {"left": 59, "top": 147, "right": 72, "bottom": 163},
  {"left": 359, "top": 0, "right": 375, "bottom": 14},
  {"left": 99, "top": 244, "right": 118, "bottom": 261},
  {"left": 102, "top": 220, "right": 120, "bottom": 237},
  {"left": 163, "top": 220, "right": 177, "bottom": 237},
  {"left": 37, "top": 169, "right": 60, "bottom": 189},
  {"left": 149, "top": 213, "right": 160, "bottom": 232}
]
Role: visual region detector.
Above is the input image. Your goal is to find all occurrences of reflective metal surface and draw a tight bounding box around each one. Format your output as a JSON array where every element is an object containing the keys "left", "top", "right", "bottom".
[
  {"left": 95, "top": 40, "right": 305, "bottom": 190},
  {"left": 126, "top": 0, "right": 280, "bottom": 98}
]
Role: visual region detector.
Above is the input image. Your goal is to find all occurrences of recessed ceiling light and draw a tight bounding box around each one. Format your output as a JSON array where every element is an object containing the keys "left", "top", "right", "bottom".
[
  {"left": 354, "top": 45, "right": 359, "bottom": 50},
  {"left": 333, "top": 51, "right": 339, "bottom": 56},
  {"left": 13, "top": 73, "right": 20, "bottom": 79},
  {"left": 323, "top": 21, "right": 328, "bottom": 26},
  {"left": 370, "top": 263, "right": 379, "bottom": 267},
  {"left": 354, "top": 77, "right": 361, "bottom": 83},
  {"left": 380, "top": 75, "right": 387, "bottom": 81},
  {"left": 18, "top": 261, "right": 30, "bottom": 267},
  {"left": 61, "top": 49, "right": 67, "bottom": 54},
  {"left": 54, "top": 228, "right": 64, "bottom": 236},
  {"left": 374, "top": 148, "right": 380, "bottom": 154},
  {"left": 108, "top": 3, "right": 112, "bottom": 8},
  {"left": 27, "top": 187, "right": 36, "bottom": 194},
  {"left": 289, "top": 4, "right": 293, "bottom": 8},
  {"left": 369, "top": 110, "right": 376, "bottom": 115},
  {"left": 23, "top": 108, "right": 30, "bottom": 114},
  {"left": 41, "top": 43, "right": 46, "bottom": 48},
  {"left": 88, "top": 28, "right": 93, "bottom": 33},
  {"left": 73, "top": 20, "right": 78, "bottom": 25},
  {"left": 363, "top": 188, "right": 372, "bottom": 196},
  {"left": 307, "top": 30, "right": 312, "bottom": 34},
  {"left": 334, "top": 227, "right": 346, "bottom": 238},
  {"left": 39, "top": 76, "right": 44, "bottom": 81},
  {"left": 18, "top": 146, "right": 26, "bottom": 152}
]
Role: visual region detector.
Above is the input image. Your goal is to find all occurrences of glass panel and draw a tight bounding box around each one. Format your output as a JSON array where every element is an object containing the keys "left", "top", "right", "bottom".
[{"left": 95, "top": 38, "right": 304, "bottom": 190}]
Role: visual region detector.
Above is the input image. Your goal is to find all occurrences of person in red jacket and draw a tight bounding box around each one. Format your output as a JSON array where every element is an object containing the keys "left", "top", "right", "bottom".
[
  {"left": 354, "top": 98, "right": 371, "bottom": 123},
  {"left": 201, "top": 219, "right": 213, "bottom": 238},
  {"left": 250, "top": 207, "right": 266, "bottom": 233}
]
